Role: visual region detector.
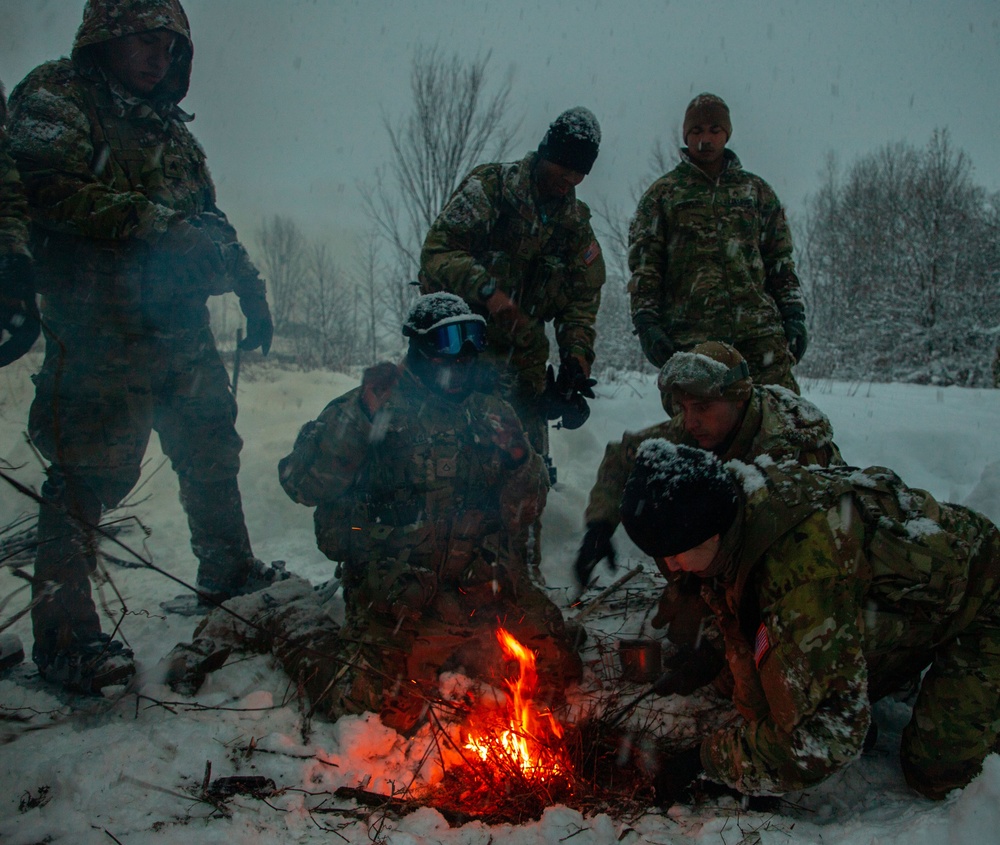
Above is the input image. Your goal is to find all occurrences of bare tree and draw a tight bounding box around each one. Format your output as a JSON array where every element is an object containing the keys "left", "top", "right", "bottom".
[
  {"left": 799, "top": 130, "right": 1000, "bottom": 385},
  {"left": 353, "top": 230, "right": 385, "bottom": 366},
  {"left": 362, "top": 45, "right": 519, "bottom": 331},
  {"left": 255, "top": 214, "right": 307, "bottom": 334}
]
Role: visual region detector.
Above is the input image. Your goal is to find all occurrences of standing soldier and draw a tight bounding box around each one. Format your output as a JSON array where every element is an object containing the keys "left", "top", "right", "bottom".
[
  {"left": 166, "top": 294, "right": 582, "bottom": 734},
  {"left": 620, "top": 440, "right": 1000, "bottom": 803},
  {"left": 6, "top": 0, "right": 275, "bottom": 693},
  {"left": 420, "top": 107, "right": 606, "bottom": 463},
  {"left": 0, "top": 81, "right": 39, "bottom": 366},
  {"left": 628, "top": 93, "right": 806, "bottom": 391}
]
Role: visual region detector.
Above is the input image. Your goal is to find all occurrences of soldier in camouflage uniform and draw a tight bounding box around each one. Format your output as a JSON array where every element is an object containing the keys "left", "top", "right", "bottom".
[
  {"left": 6, "top": 0, "right": 275, "bottom": 693},
  {"left": 620, "top": 440, "right": 1000, "bottom": 802},
  {"left": 0, "top": 81, "right": 39, "bottom": 366},
  {"left": 419, "top": 107, "right": 606, "bottom": 457},
  {"left": 165, "top": 294, "right": 581, "bottom": 733},
  {"left": 577, "top": 341, "right": 841, "bottom": 593},
  {"left": 628, "top": 93, "right": 806, "bottom": 392}
]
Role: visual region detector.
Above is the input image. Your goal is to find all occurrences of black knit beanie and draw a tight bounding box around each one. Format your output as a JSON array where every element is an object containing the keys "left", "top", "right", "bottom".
[
  {"left": 537, "top": 107, "right": 601, "bottom": 175},
  {"left": 620, "top": 440, "right": 739, "bottom": 558}
]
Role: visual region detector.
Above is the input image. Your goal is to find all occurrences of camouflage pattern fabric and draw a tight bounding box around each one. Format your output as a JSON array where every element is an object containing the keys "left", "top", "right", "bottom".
[
  {"left": 277, "top": 362, "right": 581, "bottom": 731},
  {"left": 6, "top": 0, "right": 262, "bottom": 655},
  {"left": 420, "top": 151, "right": 606, "bottom": 448},
  {"left": 627, "top": 149, "right": 803, "bottom": 391},
  {"left": 0, "top": 83, "right": 30, "bottom": 259},
  {"left": 584, "top": 384, "right": 842, "bottom": 531},
  {"left": 692, "top": 460, "right": 1000, "bottom": 800}
]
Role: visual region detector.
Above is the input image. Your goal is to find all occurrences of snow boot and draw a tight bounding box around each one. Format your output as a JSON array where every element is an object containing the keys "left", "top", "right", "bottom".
[{"left": 34, "top": 633, "right": 136, "bottom": 695}]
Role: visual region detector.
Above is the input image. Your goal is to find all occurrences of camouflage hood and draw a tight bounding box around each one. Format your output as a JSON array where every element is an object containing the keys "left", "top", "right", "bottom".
[{"left": 72, "top": 0, "right": 194, "bottom": 104}]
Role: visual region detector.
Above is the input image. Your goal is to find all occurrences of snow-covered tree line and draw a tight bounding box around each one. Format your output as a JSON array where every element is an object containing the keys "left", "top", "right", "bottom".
[{"left": 796, "top": 129, "right": 1000, "bottom": 387}]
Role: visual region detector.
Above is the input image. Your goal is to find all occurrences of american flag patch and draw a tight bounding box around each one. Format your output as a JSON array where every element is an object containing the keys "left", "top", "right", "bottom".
[
  {"left": 754, "top": 622, "right": 771, "bottom": 668},
  {"left": 582, "top": 240, "right": 601, "bottom": 265}
]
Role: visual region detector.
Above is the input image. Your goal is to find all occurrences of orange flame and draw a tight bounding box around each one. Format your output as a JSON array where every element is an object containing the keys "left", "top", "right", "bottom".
[{"left": 463, "top": 628, "right": 571, "bottom": 783}]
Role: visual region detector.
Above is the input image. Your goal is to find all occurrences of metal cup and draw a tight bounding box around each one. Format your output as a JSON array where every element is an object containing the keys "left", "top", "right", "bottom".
[{"left": 618, "top": 638, "right": 662, "bottom": 683}]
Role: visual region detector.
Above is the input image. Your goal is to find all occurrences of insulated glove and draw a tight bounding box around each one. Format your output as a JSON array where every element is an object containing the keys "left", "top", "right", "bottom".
[
  {"left": 781, "top": 306, "right": 808, "bottom": 362},
  {"left": 651, "top": 642, "right": 726, "bottom": 697},
  {"left": 238, "top": 294, "right": 274, "bottom": 355},
  {"left": 574, "top": 521, "right": 617, "bottom": 588},
  {"left": 542, "top": 365, "right": 591, "bottom": 428},
  {"left": 155, "top": 220, "right": 225, "bottom": 288},
  {"left": 632, "top": 311, "right": 674, "bottom": 368},
  {"left": 0, "top": 254, "right": 40, "bottom": 367},
  {"left": 653, "top": 745, "right": 705, "bottom": 807}
]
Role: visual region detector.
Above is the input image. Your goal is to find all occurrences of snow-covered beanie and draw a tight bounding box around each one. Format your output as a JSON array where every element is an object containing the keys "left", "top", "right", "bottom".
[
  {"left": 620, "top": 440, "right": 739, "bottom": 558},
  {"left": 657, "top": 340, "right": 752, "bottom": 414},
  {"left": 538, "top": 107, "right": 601, "bottom": 175},
  {"left": 683, "top": 93, "right": 732, "bottom": 142},
  {"left": 402, "top": 292, "right": 482, "bottom": 337}
]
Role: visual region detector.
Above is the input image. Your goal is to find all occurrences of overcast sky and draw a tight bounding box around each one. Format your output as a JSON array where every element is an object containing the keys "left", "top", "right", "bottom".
[{"left": 3, "top": 0, "right": 999, "bottom": 257}]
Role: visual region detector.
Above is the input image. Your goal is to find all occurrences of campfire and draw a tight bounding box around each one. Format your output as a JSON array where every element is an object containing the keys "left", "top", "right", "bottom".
[{"left": 461, "top": 627, "right": 573, "bottom": 786}]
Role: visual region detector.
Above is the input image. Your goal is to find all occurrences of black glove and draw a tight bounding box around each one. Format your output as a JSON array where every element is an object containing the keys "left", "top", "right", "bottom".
[
  {"left": 239, "top": 295, "right": 274, "bottom": 355},
  {"left": 0, "top": 254, "right": 41, "bottom": 367},
  {"left": 653, "top": 745, "right": 704, "bottom": 807},
  {"left": 632, "top": 311, "right": 674, "bottom": 368},
  {"left": 544, "top": 356, "right": 597, "bottom": 429},
  {"left": 781, "top": 306, "right": 808, "bottom": 362},
  {"left": 574, "top": 521, "right": 617, "bottom": 588},
  {"left": 556, "top": 354, "right": 597, "bottom": 400},
  {"left": 651, "top": 642, "right": 726, "bottom": 697}
]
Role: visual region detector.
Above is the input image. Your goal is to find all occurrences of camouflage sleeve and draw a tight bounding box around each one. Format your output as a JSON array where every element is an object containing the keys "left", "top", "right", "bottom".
[
  {"left": 489, "top": 395, "right": 548, "bottom": 532},
  {"left": 626, "top": 179, "right": 668, "bottom": 321},
  {"left": 584, "top": 421, "right": 677, "bottom": 527},
  {"left": 277, "top": 387, "right": 372, "bottom": 507},
  {"left": 0, "top": 124, "right": 31, "bottom": 257},
  {"left": 419, "top": 168, "right": 500, "bottom": 307},
  {"left": 7, "top": 65, "right": 177, "bottom": 242},
  {"left": 756, "top": 178, "right": 803, "bottom": 316},
  {"left": 553, "top": 209, "right": 605, "bottom": 368},
  {"left": 701, "top": 508, "right": 871, "bottom": 795},
  {"left": 194, "top": 211, "right": 266, "bottom": 300}
]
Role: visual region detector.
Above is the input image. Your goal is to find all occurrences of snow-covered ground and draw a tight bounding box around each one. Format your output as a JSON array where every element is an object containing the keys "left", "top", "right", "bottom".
[{"left": 2, "top": 351, "right": 999, "bottom": 844}]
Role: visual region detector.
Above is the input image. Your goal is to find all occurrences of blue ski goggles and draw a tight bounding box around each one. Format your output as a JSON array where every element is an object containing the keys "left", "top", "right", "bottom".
[{"left": 422, "top": 319, "right": 487, "bottom": 356}]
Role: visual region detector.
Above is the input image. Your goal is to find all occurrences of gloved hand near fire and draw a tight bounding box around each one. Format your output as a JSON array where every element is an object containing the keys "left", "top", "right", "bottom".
[{"left": 574, "top": 521, "right": 617, "bottom": 589}]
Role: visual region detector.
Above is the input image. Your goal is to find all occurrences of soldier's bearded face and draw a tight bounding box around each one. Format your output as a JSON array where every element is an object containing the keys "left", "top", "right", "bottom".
[
  {"left": 677, "top": 395, "right": 745, "bottom": 451},
  {"left": 102, "top": 30, "right": 177, "bottom": 96},
  {"left": 661, "top": 534, "right": 721, "bottom": 574},
  {"left": 534, "top": 159, "right": 586, "bottom": 199}
]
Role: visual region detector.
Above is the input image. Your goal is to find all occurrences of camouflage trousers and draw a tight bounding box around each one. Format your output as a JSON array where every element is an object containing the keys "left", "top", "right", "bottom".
[
  {"left": 729, "top": 334, "right": 800, "bottom": 394},
  {"left": 171, "top": 573, "right": 581, "bottom": 734},
  {"left": 30, "top": 317, "right": 253, "bottom": 657},
  {"left": 884, "top": 508, "right": 1000, "bottom": 799}
]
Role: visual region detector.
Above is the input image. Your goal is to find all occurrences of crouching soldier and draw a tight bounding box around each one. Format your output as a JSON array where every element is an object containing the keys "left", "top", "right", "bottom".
[
  {"left": 576, "top": 342, "right": 842, "bottom": 679},
  {"left": 163, "top": 293, "right": 581, "bottom": 734},
  {"left": 619, "top": 439, "right": 1000, "bottom": 803}
]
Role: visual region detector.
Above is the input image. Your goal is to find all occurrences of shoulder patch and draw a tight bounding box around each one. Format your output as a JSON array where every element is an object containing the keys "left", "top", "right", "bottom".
[
  {"left": 754, "top": 622, "right": 771, "bottom": 668},
  {"left": 582, "top": 240, "right": 601, "bottom": 265}
]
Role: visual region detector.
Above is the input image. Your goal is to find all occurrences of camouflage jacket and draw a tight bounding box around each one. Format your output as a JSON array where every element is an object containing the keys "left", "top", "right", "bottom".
[
  {"left": 627, "top": 150, "right": 803, "bottom": 349},
  {"left": 699, "top": 459, "right": 998, "bottom": 795},
  {"left": 420, "top": 151, "right": 606, "bottom": 397},
  {"left": 278, "top": 361, "right": 548, "bottom": 586},
  {"left": 584, "top": 385, "right": 842, "bottom": 529},
  {"left": 0, "top": 83, "right": 30, "bottom": 259},
  {"left": 6, "top": 0, "right": 263, "bottom": 328}
]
